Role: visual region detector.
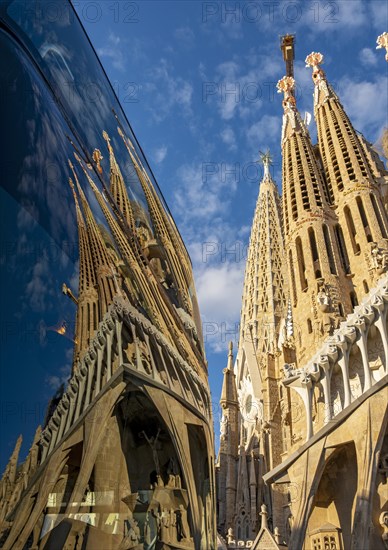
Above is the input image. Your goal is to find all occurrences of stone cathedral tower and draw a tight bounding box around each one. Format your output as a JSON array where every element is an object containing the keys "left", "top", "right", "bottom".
[{"left": 217, "top": 35, "right": 388, "bottom": 550}]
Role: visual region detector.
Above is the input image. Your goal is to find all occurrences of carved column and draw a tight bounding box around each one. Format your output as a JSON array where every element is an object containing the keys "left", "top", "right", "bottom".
[
  {"left": 75, "top": 364, "right": 87, "bottom": 420},
  {"left": 65, "top": 381, "right": 78, "bottom": 433},
  {"left": 318, "top": 355, "right": 333, "bottom": 424},
  {"left": 355, "top": 318, "right": 372, "bottom": 392}
]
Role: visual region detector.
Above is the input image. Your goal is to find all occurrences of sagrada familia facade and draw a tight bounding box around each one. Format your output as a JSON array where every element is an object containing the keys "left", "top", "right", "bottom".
[
  {"left": 0, "top": 2, "right": 388, "bottom": 547},
  {"left": 217, "top": 34, "right": 388, "bottom": 550}
]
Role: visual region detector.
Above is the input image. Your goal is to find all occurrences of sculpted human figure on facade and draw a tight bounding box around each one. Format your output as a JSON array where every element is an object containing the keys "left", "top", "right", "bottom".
[
  {"left": 220, "top": 415, "right": 229, "bottom": 439},
  {"left": 169, "top": 508, "right": 177, "bottom": 543},
  {"left": 227, "top": 526, "right": 235, "bottom": 545},
  {"left": 140, "top": 428, "right": 162, "bottom": 475},
  {"left": 160, "top": 508, "right": 170, "bottom": 541},
  {"left": 175, "top": 504, "right": 191, "bottom": 541},
  {"left": 166, "top": 456, "right": 181, "bottom": 488},
  {"left": 371, "top": 242, "right": 388, "bottom": 274},
  {"left": 379, "top": 512, "right": 388, "bottom": 548},
  {"left": 143, "top": 512, "right": 152, "bottom": 546},
  {"left": 316, "top": 280, "right": 331, "bottom": 311}
]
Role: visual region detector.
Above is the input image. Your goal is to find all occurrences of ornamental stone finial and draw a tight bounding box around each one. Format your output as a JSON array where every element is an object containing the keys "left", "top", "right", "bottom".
[
  {"left": 305, "top": 51, "right": 324, "bottom": 70},
  {"left": 376, "top": 32, "right": 388, "bottom": 61},
  {"left": 92, "top": 148, "right": 103, "bottom": 173},
  {"left": 277, "top": 76, "right": 296, "bottom": 110},
  {"left": 305, "top": 52, "right": 326, "bottom": 85},
  {"left": 277, "top": 75, "right": 295, "bottom": 95},
  {"left": 260, "top": 503, "right": 268, "bottom": 529}
]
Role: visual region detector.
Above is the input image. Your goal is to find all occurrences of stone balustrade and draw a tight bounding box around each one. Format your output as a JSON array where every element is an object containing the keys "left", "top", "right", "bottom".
[
  {"left": 283, "top": 274, "right": 388, "bottom": 442},
  {"left": 40, "top": 296, "right": 212, "bottom": 464}
]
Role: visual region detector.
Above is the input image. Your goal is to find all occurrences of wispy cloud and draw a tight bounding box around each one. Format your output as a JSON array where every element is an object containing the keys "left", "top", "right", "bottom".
[
  {"left": 25, "top": 251, "right": 55, "bottom": 312},
  {"left": 145, "top": 59, "right": 193, "bottom": 122},
  {"left": 153, "top": 145, "right": 168, "bottom": 164},
  {"left": 97, "top": 32, "right": 126, "bottom": 72},
  {"left": 46, "top": 349, "right": 72, "bottom": 390},
  {"left": 196, "top": 261, "right": 245, "bottom": 352},
  {"left": 220, "top": 127, "right": 237, "bottom": 151},
  {"left": 247, "top": 115, "right": 281, "bottom": 152},
  {"left": 339, "top": 75, "right": 388, "bottom": 139},
  {"left": 359, "top": 47, "right": 378, "bottom": 67},
  {"left": 174, "top": 26, "right": 195, "bottom": 48}
]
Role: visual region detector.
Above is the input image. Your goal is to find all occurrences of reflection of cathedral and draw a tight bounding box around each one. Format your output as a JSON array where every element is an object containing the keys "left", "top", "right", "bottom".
[
  {"left": 216, "top": 36, "right": 388, "bottom": 549},
  {"left": 0, "top": 127, "right": 216, "bottom": 549}
]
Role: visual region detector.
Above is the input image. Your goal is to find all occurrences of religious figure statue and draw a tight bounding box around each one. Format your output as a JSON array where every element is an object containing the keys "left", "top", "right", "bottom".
[
  {"left": 175, "top": 504, "right": 191, "bottom": 541},
  {"left": 371, "top": 242, "right": 388, "bottom": 274},
  {"left": 317, "top": 280, "right": 330, "bottom": 311},
  {"left": 140, "top": 428, "right": 161, "bottom": 475},
  {"left": 160, "top": 508, "right": 170, "bottom": 541},
  {"left": 220, "top": 415, "right": 228, "bottom": 438},
  {"left": 379, "top": 512, "right": 388, "bottom": 548},
  {"left": 143, "top": 512, "right": 151, "bottom": 546},
  {"left": 227, "top": 527, "right": 235, "bottom": 545}
]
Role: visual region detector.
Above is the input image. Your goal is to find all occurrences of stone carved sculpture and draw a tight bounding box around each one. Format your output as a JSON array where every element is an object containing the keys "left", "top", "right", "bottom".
[
  {"left": 371, "top": 242, "right": 388, "bottom": 274},
  {"left": 227, "top": 526, "right": 235, "bottom": 545},
  {"left": 140, "top": 428, "right": 161, "bottom": 475},
  {"left": 379, "top": 512, "right": 388, "bottom": 548},
  {"left": 317, "top": 280, "right": 331, "bottom": 311}
]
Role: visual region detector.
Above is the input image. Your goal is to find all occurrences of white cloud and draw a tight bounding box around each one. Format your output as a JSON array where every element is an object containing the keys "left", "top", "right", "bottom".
[
  {"left": 359, "top": 48, "right": 378, "bottom": 67},
  {"left": 25, "top": 252, "right": 55, "bottom": 312},
  {"left": 145, "top": 59, "right": 193, "bottom": 122},
  {"left": 97, "top": 33, "right": 126, "bottom": 72},
  {"left": 174, "top": 162, "right": 239, "bottom": 225},
  {"left": 195, "top": 262, "right": 245, "bottom": 353},
  {"left": 220, "top": 127, "right": 237, "bottom": 150},
  {"left": 209, "top": 55, "right": 283, "bottom": 121},
  {"left": 339, "top": 75, "right": 388, "bottom": 139},
  {"left": 154, "top": 145, "right": 168, "bottom": 164},
  {"left": 46, "top": 349, "right": 72, "bottom": 390},
  {"left": 247, "top": 115, "right": 281, "bottom": 151},
  {"left": 174, "top": 27, "right": 195, "bottom": 48}
]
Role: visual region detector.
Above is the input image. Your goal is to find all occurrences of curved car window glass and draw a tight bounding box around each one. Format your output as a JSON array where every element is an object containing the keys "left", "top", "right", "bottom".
[{"left": 5, "top": 0, "right": 174, "bottom": 229}]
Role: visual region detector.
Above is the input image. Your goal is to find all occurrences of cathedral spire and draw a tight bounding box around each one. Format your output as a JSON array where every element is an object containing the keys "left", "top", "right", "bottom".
[
  {"left": 117, "top": 127, "right": 195, "bottom": 318},
  {"left": 102, "top": 130, "right": 136, "bottom": 230},
  {"left": 2, "top": 435, "right": 22, "bottom": 485},
  {"left": 218, "top": 341, "right": 239, "bottom": 535},
  {"left": 69, "top": 158, "right": 118, "bottom": 318},
  {"left": 305, "top": 51, "right": 377, "bottom": 194},
  {"left": 220, "top": 342, "right": 238, "bottom": 406},
  {"left": 306, "top": 51, "right": 388, "bottom": 297},
  {"left": 75, "top": 153, "right": 205, "bottom": 378},
  {"left": 68, "top": 175, "right": 99, "bottom": 360},
  {"left": 239, "top": 149, "right": 287, "bottom": 355},
  {"left": 118, "top": 128, "right": 193, "bottom": 272},
  {"left": 277, "top": 73, "right": 354, "bottom": 361}
]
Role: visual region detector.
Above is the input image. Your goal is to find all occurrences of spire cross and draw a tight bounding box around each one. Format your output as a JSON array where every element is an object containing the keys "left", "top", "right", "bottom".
[{"left": 258, "top": 150, "right": 273, "bottom": 180}]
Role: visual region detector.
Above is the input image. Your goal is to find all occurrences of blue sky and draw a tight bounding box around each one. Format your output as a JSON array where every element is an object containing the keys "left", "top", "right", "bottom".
[{"left": 1, "top": 0, "right": 387, "bottom": 470}]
